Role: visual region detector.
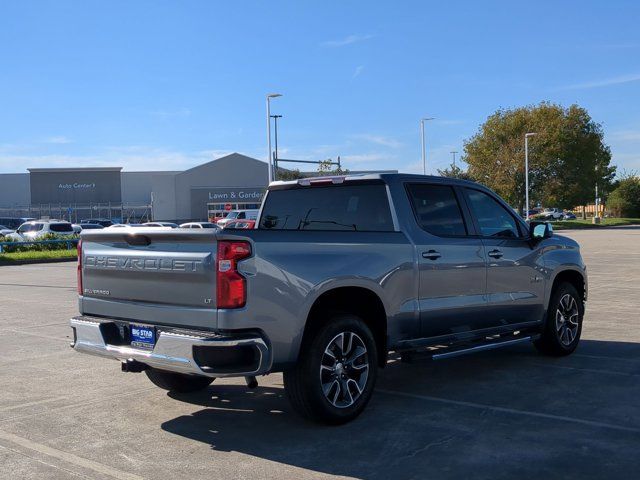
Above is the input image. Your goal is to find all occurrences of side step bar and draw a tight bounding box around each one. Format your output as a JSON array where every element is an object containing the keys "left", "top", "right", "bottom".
[
  {"left": 432, "top": 335, "right": 539, "bottom": 360},
  {"left": 401, "top": 334, "right": 540, "bottom": 363}
]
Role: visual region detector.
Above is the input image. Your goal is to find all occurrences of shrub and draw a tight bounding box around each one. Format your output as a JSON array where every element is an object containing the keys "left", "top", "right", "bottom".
[{"left": 607, "top": 177, "right": 640, "bottom": 218}]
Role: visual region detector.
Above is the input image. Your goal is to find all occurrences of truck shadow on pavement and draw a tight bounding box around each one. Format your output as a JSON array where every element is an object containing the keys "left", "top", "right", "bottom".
[{"left": 161, "top": 340, "right": 640, "bottom": 480}]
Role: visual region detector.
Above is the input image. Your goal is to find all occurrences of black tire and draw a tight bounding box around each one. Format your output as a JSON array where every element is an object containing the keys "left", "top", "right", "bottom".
[
  {"left": 145, "top": 368, "right": 214, "bottom": 393},
  {"left": 283, "top": 314, "right": 378, "bottom": 425},
  {"left": 534, "top": 282, "right": 584, "bottom": 356}
]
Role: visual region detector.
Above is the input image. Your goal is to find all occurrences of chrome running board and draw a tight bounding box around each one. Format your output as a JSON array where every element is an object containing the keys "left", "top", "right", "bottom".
[{"left": 431, "top": 334, "right": 540, "bottom": 361}]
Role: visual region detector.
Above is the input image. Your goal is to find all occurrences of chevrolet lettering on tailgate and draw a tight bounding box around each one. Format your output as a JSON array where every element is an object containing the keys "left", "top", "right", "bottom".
[{"left": 84, "top": 255, "right": 203, "bottom": 272}]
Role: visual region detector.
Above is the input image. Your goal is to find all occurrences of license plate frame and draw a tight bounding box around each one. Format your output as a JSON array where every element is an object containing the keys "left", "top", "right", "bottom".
[{"left": 130, "top": 323, "right": 156, "bottom": 350}]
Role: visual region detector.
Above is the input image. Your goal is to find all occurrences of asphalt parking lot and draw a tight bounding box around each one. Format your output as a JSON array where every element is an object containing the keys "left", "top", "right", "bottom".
[{"left": 1, "top": 228, "right": 639, "bottom": 480}]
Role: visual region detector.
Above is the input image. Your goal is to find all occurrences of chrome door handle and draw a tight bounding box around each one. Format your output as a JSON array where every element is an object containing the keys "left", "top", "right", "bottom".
[
  {"left": 488, "top": 249, "right": 503, "bottom": 259},
  {"left": 422, "top": 250, "right": 441, "bottom": 260}
]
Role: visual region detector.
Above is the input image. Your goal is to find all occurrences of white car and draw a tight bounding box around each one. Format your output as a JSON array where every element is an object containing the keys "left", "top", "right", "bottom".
[
  {"left": 0, "top": 225, "right": 15, "bottom": 237},
  {"left": 7, "top": 220, "right": 76, "bottom": 241},
  {"left": 143, "top": 222, "right": 179, "bottom": 228},
  {"left": 216, "top": 210, "right": 260, "bottom": 227},
  {"left": 542, "top": 208, "right": 564, "bottom": 220},
  {"left": 179, "top": 222, "right": 220, "bottom": 229}
]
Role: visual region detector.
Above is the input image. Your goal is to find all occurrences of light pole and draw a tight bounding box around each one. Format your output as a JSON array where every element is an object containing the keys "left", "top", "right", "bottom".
[
  {"left": 450, "top": 150, "right": 458, "bottom": 169},
  {"left": 266, "top": 93, "right": 282, "bottom": 183},
  {"left": 420, "top": 117, "right": 434, "bottom": 175},
  {"left": 271, "top": 114, "right": 282, "bottom": 178},
  {"left": 524, "top": 132, "right": 537, "bottom": 220}
]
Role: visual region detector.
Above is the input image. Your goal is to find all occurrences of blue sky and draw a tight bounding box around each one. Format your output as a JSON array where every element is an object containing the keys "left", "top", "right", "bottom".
[{"left": 1, "top": 0, "right": 639, "bottom": 175}]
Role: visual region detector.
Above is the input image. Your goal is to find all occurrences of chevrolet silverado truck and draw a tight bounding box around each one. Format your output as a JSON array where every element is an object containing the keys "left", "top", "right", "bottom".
[{"left": 70, "top": 174, "right": 587, "bottom": 424}]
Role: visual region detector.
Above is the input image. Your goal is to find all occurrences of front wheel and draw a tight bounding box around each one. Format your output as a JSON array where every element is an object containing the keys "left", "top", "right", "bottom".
[
  {"left": 145, "top": 368, "right": 214, "bottom": 393},
  {"left": 283, "top": 314, "right": 378, "bottom": 425},
  {"left": 534, "top": 282, "right": 584, "bottom": 356}
]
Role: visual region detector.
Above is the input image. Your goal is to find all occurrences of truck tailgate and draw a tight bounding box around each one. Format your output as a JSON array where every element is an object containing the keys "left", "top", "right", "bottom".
[{"left": 79, "top": 229, "right": 218, "bottom": 328}]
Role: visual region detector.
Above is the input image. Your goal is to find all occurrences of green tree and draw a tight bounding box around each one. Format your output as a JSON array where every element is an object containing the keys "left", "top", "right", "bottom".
[
  {"left": 275, "top": 167, "right": 305, "bottom": 181},
  {"left": 317, "top": 159, "right": 349, "bottom": 176},
  {"left": 607, "top": 175, "right": 640, "bottom": 217},
  {"left": 437, "top": 162, "right": 475, "bottom": 181},
  {"left": 463, "top": 102, "right": 616, "bottom": 212}
]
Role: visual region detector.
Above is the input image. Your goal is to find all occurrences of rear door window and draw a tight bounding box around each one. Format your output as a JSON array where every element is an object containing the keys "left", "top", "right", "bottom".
[
  {"left": 260, "top": 184, "right": 394, "bottom": 231},
  {"left": 406, "top": 184, "right": 467, "bottom": 236}
]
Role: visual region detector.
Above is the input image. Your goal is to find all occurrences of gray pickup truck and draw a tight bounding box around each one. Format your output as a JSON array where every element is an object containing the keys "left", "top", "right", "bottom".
[{"left": 70, "top": 174, "right": 587, "bottom": 424}]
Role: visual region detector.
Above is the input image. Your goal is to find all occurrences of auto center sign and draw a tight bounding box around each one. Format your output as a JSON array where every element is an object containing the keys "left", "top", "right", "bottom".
[
  {"left": 58, "top": 182, "right": 96, "bottom": 190},
  {"left": 29, "top": 169, "right": 122, "bottom": 205}
]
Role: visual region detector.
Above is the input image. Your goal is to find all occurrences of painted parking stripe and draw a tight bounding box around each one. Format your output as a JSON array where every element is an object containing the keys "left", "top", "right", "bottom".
[
  {"left": 0, "top": 429, "right": 144, "bottom": 480},
  {"left": 377, "top": 389, "right": 640, "bottom": 434}
]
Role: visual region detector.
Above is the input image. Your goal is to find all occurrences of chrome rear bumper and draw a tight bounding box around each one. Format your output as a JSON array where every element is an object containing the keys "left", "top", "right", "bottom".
[{"left": 70, "top": 316, "right": 271, "bottom": 378}]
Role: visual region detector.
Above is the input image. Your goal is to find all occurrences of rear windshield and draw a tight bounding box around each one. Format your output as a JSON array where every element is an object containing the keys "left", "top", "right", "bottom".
[
  {"left": 50, "top": 223, "right": 73, "bottom": 232},
  {"left": 259, "top": 184, "right": 394, "bottom": 231}
]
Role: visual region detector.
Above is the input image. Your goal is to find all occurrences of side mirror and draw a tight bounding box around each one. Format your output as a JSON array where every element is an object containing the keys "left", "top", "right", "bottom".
[{"left": 530, "top": 221, "right": 553, "bottom": 240}]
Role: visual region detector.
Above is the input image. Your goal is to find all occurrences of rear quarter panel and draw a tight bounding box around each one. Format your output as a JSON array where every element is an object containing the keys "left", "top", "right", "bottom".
[{"left": 220, "top": 229, "right": 417, "bottom": 367}]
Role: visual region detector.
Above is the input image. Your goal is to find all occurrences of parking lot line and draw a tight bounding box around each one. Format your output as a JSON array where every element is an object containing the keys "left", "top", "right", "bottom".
[
  {"left": 377, "top": 389, "right": 640, "bottom": 434},
  {"left": 0, "top": 387, "right": 156, "bottom": 425},
  {"left": 0, "top": 396, "right": 69, "bottom": 413},
  {"left": 0, "top": 429, "right": 144, "bottom": 480},
  {"left": 0, "top": 443, "right": 93, "bottom": 479},
  {"left": 526, "top": 361, "right": 640, "bottom": 377}
]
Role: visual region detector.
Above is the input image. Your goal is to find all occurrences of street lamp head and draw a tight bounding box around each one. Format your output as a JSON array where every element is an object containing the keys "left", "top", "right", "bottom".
[
  {"left": 421, "top": 117, "right": 435, "bottom": 122},
  {"left": 267, "top": 93, "right": 282, "bottom": 99},
  {"left": 525, "top": 132, "right": 537, "bottom": 138}
]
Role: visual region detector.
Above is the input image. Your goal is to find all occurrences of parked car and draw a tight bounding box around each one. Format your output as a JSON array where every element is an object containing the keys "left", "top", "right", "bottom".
[
  {"left": 80, "top": 219, "right": 114, "bottom": 228},
  {"left": 224, "top": 219, "right": 256, "bottom": 229},
  {"left": 215, "top": 209, "right": 260, "bottom": 227},
  {"left": 71, "top": 174, "right": 587, "bottom": 424},
  {"left": 143, "top": 222, "right": 179, "bottom": 228},
  {"left": 563, "top": 212, "right": 577, "bottom": 220},
  {"left": 106, "top": 223, "right": 144, "bottom": 229},
  {"left": 8, "top": 220, "right": 75, "bottom": 241},
  {"left": 542, "top": 208, "right": 564, "bottom": 220},
  {"left": 0, "top": 217, "right": 36, "bottom": 230},
  {"left": 76, "top": 223, "right": 104, "bottom": 231},
  {"left": 0, "top": 225, "right": 15, "bottom": 237},
  {"left": 179, "top": 222, "right": 220, "bottom": 229}
]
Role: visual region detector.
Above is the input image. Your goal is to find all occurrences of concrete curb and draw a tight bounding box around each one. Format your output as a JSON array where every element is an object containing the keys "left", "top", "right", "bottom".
[{"left": 0, "top": 257, "right": 77, "bottom": 266}]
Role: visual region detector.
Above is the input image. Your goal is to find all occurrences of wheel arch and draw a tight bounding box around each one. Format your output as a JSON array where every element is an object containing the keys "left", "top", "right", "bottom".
[
  {"left": 549, "top": 268, "right": 587, "bottom": 305},
  {"left": 300, "top": 286, "right": 388, "bottom": 368}
]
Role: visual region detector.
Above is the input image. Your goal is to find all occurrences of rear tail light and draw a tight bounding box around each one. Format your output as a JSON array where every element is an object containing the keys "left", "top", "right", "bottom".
[
  {"left": 77, "top": 239, "right": 83, "bottom": 295},
  {"left": 216, "top": 240, "right": 251, "bottom": 309}
]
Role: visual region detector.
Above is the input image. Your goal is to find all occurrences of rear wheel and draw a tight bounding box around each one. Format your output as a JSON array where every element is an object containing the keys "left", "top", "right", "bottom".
[
  {"left": 145, "top": 368, "right": 214, "bottom": 393},
  {"left": 284, "top": 314, "right": 378, "bottom": 425},
  {"left": 534, "top": 282, "right": 584, "bottom": 356}
]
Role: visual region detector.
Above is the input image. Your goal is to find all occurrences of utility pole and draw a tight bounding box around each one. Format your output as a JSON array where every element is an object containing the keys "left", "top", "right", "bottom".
[
  {"left": 450, "top": 151, "right": 458, "bottom": 169},
  {"left": 524, "top": 132, "right": 537, "bottom": 220},
  {"left": 266, "top": 93, "right": 282, "bottom": 183}
]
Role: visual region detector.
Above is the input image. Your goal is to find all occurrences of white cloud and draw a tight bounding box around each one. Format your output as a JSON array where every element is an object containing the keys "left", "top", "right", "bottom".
[
  {"left": 0, "top": 146, "right": 251, "bottom": 173},
  {"left": 321, "top": 34, "right": 374, "bottom": 48},
  {"left": 610, "top": 130, "right": 640, "bottom": 142},
  {"left": 45, "top": 136, "right": 72, "bottom": 144},
  {"left": 350, "top": 133, "right": 403, "bottom": 148},
  {"left": 352, "top": 65, "right": 364, "bottom": 79},
  {"left": 562, "top": 73, "right": 640, "bottom": 90}
]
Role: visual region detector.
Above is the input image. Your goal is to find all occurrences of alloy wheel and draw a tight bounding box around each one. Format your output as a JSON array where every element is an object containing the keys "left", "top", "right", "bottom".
[
  {"left": 556, "top": 293, "right": 580, "bottom": 346},
  {"left": 319, "top": 331, "right": 369, "bottom": 408}
]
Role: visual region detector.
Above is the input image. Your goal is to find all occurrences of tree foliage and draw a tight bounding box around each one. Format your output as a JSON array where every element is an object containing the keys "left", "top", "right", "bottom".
[
  {"left": 463, "top": 102, "right": 616, "bottom": 210},
  {"left": 607, "top": 176, "right": 640, "bottom": 217},
  {"left": 437, "top": 163, "right": 475, "bottom": 181}
]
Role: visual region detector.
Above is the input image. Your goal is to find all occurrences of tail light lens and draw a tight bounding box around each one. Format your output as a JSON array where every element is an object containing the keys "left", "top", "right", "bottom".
[
  {"left": 77, "top": 239, "right": 83, "bottom": 295},
  {"left": 217, "top": 240, "right": 251, "bottom": 309}
]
